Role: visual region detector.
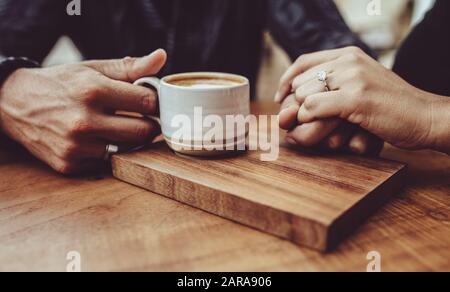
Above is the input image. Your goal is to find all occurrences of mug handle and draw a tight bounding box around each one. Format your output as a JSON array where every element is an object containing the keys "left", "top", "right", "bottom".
[
  {"left": 129, "top": 77, "right": 162, "bottom": 151},
  {"left": 133, "top": 77, "right": 162, "bottom": 121},
  {"left": 133, "top": 77, "right": 162, "bottom": 120},
  {"left": 133, "top": 77, "right": 161, "bottom": 96}
]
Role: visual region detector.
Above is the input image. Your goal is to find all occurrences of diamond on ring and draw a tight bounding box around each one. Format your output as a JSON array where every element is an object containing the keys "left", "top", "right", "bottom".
[{"left": 317, "top": 70, "right": 328, "bottom": 82}]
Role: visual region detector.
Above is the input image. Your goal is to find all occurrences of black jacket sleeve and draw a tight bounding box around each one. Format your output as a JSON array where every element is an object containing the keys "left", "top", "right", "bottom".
[
  {"left": 393, "top": 0, "right": 450, "bottom": 96},
  {"left": 268, "top": 0, "right": 373, "bottom": 60},
  {"left": 0, "top": 0, "right": 68, "bottom": 63}
]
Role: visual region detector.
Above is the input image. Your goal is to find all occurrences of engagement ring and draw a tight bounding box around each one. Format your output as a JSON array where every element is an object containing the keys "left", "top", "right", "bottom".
[{"left": 317, "top": 70, "right": 330, "bottom": 91}]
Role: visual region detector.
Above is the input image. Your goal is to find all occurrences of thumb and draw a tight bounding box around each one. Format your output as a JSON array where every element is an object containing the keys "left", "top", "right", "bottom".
[{"left": 84, "top": 49, "right": 167, "bottom": 82}]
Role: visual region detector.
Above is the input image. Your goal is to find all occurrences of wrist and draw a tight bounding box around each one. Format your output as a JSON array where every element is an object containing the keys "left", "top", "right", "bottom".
[
  {"left": 0, "top": 57, "right": 39, "bottom": 88},
  {"left": 426, "top": 95, "right": 450, "bottom": 154},
  {"left": 1, "top": 64, "right": 37, "bottom": 136}
]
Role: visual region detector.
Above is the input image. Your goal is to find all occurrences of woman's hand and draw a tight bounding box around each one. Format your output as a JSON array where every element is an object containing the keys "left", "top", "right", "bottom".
[
  {"left": 276, "top": 46, "right": 448, "bottom": 152},
  {"left": 0, "top": 49, "right": 167, "bottom": 174},
  {"left": 278, "top": 93, "right": 383, "bottom": 155},
  {"left": 277, "top": 47, "right": 383, "bottom": 155}
]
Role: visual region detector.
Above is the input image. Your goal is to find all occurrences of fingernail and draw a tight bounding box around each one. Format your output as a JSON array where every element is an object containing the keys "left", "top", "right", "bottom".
[
  {"left": 349, "top": 139, "right": 365, "bottom": 155},
  {"left": 274, "top": 92, "right": 281, "bottom": 103},
  {"left": 327, "top": 137, "right": 340, "bottom": 150},
  {"left": 275, "top": 85, "right": 289, "bottom": 103},
  {"left": 148, "top": 48, "right": 164, "bottom": 58}
]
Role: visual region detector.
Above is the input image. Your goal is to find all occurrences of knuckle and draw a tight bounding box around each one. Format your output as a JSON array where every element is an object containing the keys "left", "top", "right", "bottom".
[
  {"left": 295, "top": 87, "right": 304, "bottom": 100},
  {"left": 53, "top": 160, "right": 76, "bottom": 175},
  {"left": 281, "top": 94, "right": 296, "bottom": 108},
  {"left": 141, "top": 91, "right": 157, "bottom": 112},
  {"left": 295, "top": 87, "right": 308, "bottom": 104},
  {"left": 121, "top": 57, "right": 137, "bottom": 80},
  {"left": 122, "top": 56, "right": 137, "bottom": 68},
  {"left": 57, "top": 142, "right": 80, "bottom": 160},
  {"left": 132, "top": 124, "right": 152, "bottom": 140},
  {"left": 344, "top": 50, "right": 364, "bottom": 64},
  {"left": 67, "top": 113, "right": 93, "bottom": 137},
  {"left": 297, "top": 53, "right": 311, "bottom": 64},
  {"left": 68, "top": 64, "right": 88, "bottom": 76},
  {"left": 347, "top": 46, "right": 364, "bottom": 55},
  {"left": 80, "top": 81, "right": 104, "bottom": 103},
  {"left": 303, "top": 96, "right": 317, "bottom": 111},
  {"left": 346, "top": 53, "right": 361, "bottom": 64},
  {"left": 347, "top": 67, "right": 365, "bottom": 81},
  {"left": 294, "top": 54, "right": 310, "bottom": 69}
]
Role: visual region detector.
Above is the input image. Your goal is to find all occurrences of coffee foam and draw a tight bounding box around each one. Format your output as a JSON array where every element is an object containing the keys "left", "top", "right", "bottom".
[{"left": 168, "top": 77, "right": 242, "bottom": 89}]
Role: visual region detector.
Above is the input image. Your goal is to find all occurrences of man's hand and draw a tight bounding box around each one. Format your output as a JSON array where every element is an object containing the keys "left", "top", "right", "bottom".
[{"left": 0, "top": 49, "right": 167, "bottom": 174}]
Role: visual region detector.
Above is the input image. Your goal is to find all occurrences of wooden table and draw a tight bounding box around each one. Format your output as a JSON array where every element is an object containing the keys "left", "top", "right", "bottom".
[{"left": 0, "top": 102, "right": 449, "bottom": 272}]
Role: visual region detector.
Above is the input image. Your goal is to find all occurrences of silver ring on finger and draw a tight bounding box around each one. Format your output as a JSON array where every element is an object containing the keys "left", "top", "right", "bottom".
[
  {"left": 317, "top": 70, "right": 330, "bottom": 92},
  {"left": 103, "top": 144, "right": 119, "bottom": 161}
]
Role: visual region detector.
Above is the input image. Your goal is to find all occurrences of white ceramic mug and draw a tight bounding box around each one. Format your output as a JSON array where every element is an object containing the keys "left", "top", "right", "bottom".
[{"left": 133, "top": 72, "right": 250, "bottom": 156}]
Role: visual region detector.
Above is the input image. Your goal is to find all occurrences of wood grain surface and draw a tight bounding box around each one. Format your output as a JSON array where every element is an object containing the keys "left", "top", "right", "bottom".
[
  {"left": 112, "top": 141, "right": 406, "bottom": 251},
  {"left": 0, "top": 102, "right": 449, "bottom": 271}
]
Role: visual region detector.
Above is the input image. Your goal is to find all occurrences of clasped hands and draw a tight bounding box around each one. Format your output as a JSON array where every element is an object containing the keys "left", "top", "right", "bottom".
[{"left": 276, "top": 46, "right": 447, "bottom": 155}]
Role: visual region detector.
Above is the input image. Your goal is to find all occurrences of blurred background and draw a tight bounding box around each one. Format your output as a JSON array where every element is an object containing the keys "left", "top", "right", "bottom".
[{"left": 43, "top": 0, "right": 436, "bottom": 100}]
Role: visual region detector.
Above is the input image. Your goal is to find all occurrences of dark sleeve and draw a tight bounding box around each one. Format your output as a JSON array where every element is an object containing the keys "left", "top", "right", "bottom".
[
  {"left": 267, "top": 0, "right": 374, "bottom": 60},
  {"left": 393, "top": 0, "right": 450, "bottom": 96},
  {"left": 0, "top": 0, "right": 69, "bottom": 63}
]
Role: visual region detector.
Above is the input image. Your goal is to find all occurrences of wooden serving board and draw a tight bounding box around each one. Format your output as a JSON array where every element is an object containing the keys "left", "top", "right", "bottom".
[{"left": 112, "top": 143, "right": 406, "bottom": 252}]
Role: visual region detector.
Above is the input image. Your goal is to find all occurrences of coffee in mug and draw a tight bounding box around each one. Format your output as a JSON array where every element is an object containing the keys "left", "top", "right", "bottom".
[{"left": 167, "top": 76, "right": 244, "bottom": 89}]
